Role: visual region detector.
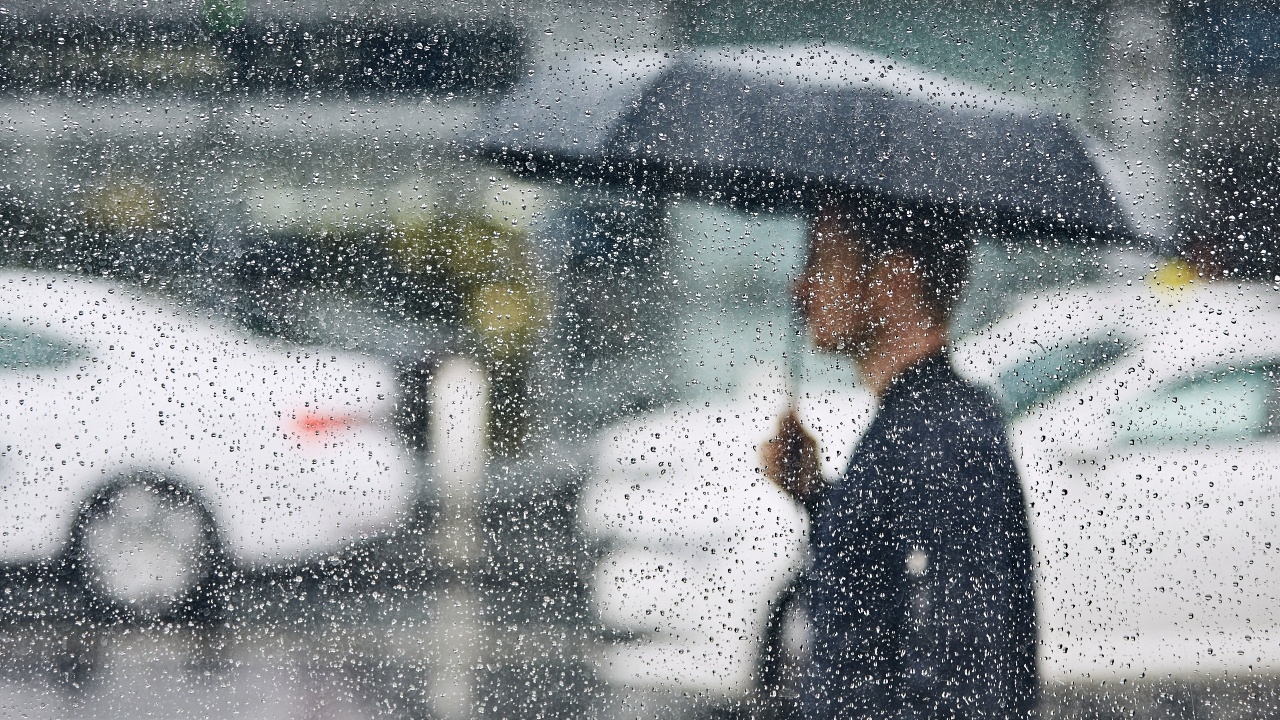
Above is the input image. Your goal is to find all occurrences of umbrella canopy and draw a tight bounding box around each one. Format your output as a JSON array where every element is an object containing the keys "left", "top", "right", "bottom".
[{"left": 470, "top": 45, "right": 1138, "bottom": 242}]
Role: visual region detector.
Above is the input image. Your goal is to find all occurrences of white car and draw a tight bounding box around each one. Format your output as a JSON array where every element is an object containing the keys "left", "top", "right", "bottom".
[
  {"left": 0, "top": 271, "right": 417, "bottom": 620},
  {"left": 953, "top": 268, "right": 1280, "bottom": 681}
]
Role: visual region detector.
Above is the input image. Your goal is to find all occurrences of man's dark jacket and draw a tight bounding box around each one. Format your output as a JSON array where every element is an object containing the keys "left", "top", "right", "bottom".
[{"left": 801, "top": 352, "right": 1038, "bottom": 720}]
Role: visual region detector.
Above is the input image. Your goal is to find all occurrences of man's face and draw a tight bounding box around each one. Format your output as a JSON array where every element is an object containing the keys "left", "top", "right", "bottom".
[{"left": 794, "top": 212, "right": 876, "bottom": 354}]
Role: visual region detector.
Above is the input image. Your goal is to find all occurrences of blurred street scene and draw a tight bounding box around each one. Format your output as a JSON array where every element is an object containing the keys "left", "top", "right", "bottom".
[{"left": 2, "top": 0, "right": 1280, "bottom": 718}]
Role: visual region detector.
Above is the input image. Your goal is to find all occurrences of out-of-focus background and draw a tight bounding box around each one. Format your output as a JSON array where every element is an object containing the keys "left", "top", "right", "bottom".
[{"left": 1, "top": 0, "right": 1279, "bottom": 718}]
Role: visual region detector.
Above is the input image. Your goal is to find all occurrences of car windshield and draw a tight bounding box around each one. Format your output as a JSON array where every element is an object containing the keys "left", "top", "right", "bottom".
[
  {"left": 995, "top": 336, "right": 1130, "bottom": 416},
  {"left": 1116, "top": 364, "right": 1280, "bottom": 446},
  {"left": 0, "top": 323, "right": 84, "bottom": 370},
  {"left": 5, "top": 2, "right": 1280, "bottom": 719}
]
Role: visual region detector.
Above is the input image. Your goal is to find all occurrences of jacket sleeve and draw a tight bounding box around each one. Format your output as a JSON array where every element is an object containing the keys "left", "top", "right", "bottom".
[{"left": 800, "top": 468, "right": 902, "bottom": 720}]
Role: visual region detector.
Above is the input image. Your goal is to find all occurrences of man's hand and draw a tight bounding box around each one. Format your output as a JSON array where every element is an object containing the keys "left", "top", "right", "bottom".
[{"left": 762, "top": 409, "right": 823, "bottom": 503}]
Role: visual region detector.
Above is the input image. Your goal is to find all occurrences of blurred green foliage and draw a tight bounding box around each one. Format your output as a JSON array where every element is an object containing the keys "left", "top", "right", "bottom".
[{"left": 201, "top": 0, "right": 247, "bottom": 33}]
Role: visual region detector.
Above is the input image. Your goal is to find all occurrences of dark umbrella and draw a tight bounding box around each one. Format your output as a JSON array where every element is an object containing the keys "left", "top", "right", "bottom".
[{"left": 469, "top": 45, "right": 1138, "bottom": 242}]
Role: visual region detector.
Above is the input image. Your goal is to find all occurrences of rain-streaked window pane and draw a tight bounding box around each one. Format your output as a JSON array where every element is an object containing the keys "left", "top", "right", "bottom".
[{"left": 2, "top": 1, "right": 1278, "bottom": 719}]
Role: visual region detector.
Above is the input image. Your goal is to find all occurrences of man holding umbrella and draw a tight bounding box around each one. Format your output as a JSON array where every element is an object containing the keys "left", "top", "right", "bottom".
[
  {"left": 762, "top": 198, "right": 1038, "bottom": 720},
  {"left": 473, "top": 45, "right": 1142, "bottom": 720}
]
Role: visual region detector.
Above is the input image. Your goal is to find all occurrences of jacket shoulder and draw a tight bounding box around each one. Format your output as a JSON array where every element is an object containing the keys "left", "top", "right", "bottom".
[{"left": 886, "top": 371, "right": 1008, "bottom": 443}]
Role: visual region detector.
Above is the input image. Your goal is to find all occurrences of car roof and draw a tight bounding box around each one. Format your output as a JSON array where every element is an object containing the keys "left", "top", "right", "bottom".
[
  {"left": 0, "top": 271, "right": 394, "bottom": 387},
  {"left": 0, "top": 269, "right": 405, "bottom": 430},
  {"left": 955, "top": 276, "right": 1280, "bottom": 384},
  {"left": 0, "top": 271, "right": 274, "bottom": 349}
]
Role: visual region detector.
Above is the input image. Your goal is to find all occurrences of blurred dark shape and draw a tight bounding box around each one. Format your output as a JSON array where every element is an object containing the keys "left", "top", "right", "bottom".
[
  {"left": 229, "top": 231, "right": 327, "bottom": 338},
  {"left": 395, "top": 355, "right": 439, "bottom": 453},
  {"left": 223, "top": 16, "right": 527, "bottom": 95},
  {"left": 1176, "top": 0, "right": 1280, "bottom": 281},
  {"left": 0, "top": 194, "right": 46, "bottom": 264},
  {"left": 0, "top": 15, "right": 223, "bottom": 95},
  {"left": 1180, "top": 0, "right": 1280, "bottom": 82},
  {"left": 224, "top": 226, "right": 463, "bottom": 334},
  {"left": 0, "top": 189, "right": 206, "bottom": 279},
  {"left": 1174, "top": 1, "right": 1280, "bottom": 280},
  {"left": 0, "top": 13, "right": 526, "bottom": 95},
  {"left": 1181, "top": 137, "right": 1280, "bottom": 280}
]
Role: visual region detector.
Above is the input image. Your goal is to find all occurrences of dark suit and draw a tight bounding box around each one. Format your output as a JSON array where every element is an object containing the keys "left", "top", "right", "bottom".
[{"left": 802, "top": 352, "right": 1038, "bottom": 720}]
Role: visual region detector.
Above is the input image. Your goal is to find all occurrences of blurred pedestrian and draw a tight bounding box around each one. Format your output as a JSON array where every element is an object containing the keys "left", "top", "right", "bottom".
[{"left": 763, "top": 198, "right": 1038, "bottom": 720}]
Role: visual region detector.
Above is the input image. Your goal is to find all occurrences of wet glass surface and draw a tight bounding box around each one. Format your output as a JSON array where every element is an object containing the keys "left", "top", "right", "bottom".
[{"left": 1, "top": 1, "right": 1278, "bottom": 719}]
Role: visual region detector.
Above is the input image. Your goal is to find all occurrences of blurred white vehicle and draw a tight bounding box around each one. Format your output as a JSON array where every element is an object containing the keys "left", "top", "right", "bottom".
[
  {"left": 953, "top": 266, "right": 1280, "bottom": 681},
  {"left": 0, "top": 272, "right": 417, "bottom": 619},
  {"left": 579, "top": 371, "right": 874, "bottom": 703}
]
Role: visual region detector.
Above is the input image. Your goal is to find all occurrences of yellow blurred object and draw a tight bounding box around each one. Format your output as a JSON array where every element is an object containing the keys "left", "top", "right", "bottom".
[
  {"left": 388, "top": 213, "right": 551, "bottom": 357},
  {"left": 86, "top": 182, "right": 166, "bottom": 232},
  {"left": 389, "top": 216, "right": 525, "bottom": 282},
  {"left": 1151, "top": 258, "right": 1200, "bottom": 293},
  {"left": 104, "top": 46, "right": 226, "bottom": 83},
  {"left": 468, "top": 282, "right": 551, "bottom": 358}
]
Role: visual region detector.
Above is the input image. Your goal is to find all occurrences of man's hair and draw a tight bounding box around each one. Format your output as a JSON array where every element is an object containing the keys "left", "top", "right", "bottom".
[{"left": 824, "top": 196, "right": 971, "bottom": 322}]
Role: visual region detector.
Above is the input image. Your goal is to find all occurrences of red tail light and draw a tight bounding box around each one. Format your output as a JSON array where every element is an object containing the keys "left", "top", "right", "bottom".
[{"left": 294, "top": 412, "right": 361, "bottom": 436}]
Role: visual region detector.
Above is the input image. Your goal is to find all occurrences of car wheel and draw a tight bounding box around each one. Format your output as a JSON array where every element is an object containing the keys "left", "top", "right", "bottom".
[{"left": 68, "top": 472, "right": 225, "bottom": 624}]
